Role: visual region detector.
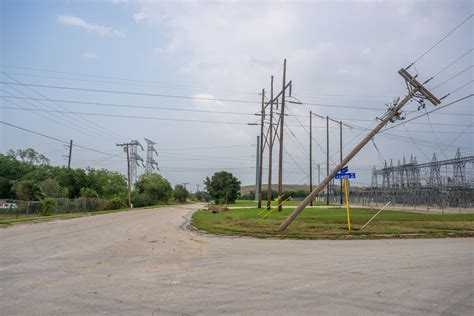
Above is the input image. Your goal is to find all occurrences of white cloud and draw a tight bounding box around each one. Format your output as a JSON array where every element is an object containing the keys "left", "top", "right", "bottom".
[
  {"left": 133, "top": 10, "right": 147, "bottom": 22},
  {"left": 57, "top": 15, "right": 126, "bottom": 38},
  {"left": 82, "top": 52, "right": 98, "bottom": 59}
]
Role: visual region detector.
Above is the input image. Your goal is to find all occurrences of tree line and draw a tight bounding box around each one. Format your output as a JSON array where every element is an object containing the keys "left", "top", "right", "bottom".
[
  {"left": 1, "top": 148, "right": 251, "bottom": 208},
  {"left": 0, "top": 148, "right": 189, "bottom": 208}
]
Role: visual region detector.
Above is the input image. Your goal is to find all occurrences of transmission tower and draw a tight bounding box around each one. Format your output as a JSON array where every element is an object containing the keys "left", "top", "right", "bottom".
[
  {"left": 130, "top": 140, "right": 144, "bottom": 185},
  {"left": 429, "top": 153, "right": 441, "bottom": 187},
  {"left": 144, "top": 138, "right": 159, "bottom": 174},
  {"left": 453, "top": 148, "right": 466, "bottom": 186}
]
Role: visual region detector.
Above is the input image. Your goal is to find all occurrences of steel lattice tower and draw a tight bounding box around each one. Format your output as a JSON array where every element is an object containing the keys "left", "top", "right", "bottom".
[
  {"left": 144, "top": 138, "right": 159, "bottom": 174},
  {"left": 130, "top": 140, "right": 144, "bottom": 186}
]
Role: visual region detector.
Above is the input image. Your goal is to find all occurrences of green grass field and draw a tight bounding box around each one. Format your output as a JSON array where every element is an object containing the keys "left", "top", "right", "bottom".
[
  {"left": 230, "top": 199, "right": 332, "bottom": 207},
  {"left": 192, "top": 207, "right": 474, "bottom": 239}
]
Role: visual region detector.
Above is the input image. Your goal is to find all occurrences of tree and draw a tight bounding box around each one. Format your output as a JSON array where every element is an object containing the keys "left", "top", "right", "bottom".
[
  {"left": 173, "top": 184, "right": 189, "bottom": 203},
  {"left": 195, "top": 190, "right": 211, "bottom": 202},
  {"left": 86, "top": 168, "right": 127, "bottom": 198},
  {"left": 39, "top": 178, "right": 68, "bottom": 198},
  {"left": 7, "top": 148, "right": 50, "bottom": 165},
  {"left": 135, "top": 173, "right": 173, "bottom": 203},
  {"left": 204, "top": 171, "right": 241, "bottom": 204},
  {"left": 80, "top": 187, "right": 99, "bottom": 198},
  {"left": 12, "top": 180, "right": 43, "bottom": 201}
]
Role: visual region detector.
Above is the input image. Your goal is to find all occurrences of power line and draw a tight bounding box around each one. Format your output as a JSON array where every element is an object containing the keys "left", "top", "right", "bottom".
[
  {"left": 0, "top": 95, "right": 256, "bottom": 116},
  {"left": 0, "top": 120, "right": 120, "bottom": 156},
  {"left": 431, "top": 65, "right": 473, "bottom": 90},
  {"left": 384, "top": 94, "right": 473, "bottom": 131},
  {"left": 1, "top": 72, "right": 124, "bottom": 141},
  {"left": 412, "top": 13, "right": 473, "bottom": 64},
  {"left": 0, "top": 64, "right": 260, "bottom": 96},
  {"left": 430, "top": 48, "right": 473, "bottom": 79},
  {"left": 0, "top": 81, "right": 259, "bottom": 104},
  {"left": 0, "top": 106, "right": 251, "bottom": 125}
]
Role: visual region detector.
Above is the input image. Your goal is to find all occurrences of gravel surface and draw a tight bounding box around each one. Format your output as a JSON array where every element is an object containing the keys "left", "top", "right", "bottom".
[{"left": 1, "top": 203, "right": 472, "bottom": 315}]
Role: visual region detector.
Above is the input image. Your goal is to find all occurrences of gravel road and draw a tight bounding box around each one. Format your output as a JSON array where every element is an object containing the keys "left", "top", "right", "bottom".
[{"left": 1, "top": 203, "right": 472, "bottom": 315}]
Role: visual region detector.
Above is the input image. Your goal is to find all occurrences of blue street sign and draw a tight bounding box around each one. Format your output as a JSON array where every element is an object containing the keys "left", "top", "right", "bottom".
[
  {"left": 340, "top": 166, "right": 349, "bottom": 173},
  {"left": 335, "top": 173, "right": 356, "bottom": 179}
]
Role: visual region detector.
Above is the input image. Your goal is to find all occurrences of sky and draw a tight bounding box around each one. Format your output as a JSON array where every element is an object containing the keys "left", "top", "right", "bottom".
[{"left": 0, "top": 0, "right": 472, "bottom": 191}]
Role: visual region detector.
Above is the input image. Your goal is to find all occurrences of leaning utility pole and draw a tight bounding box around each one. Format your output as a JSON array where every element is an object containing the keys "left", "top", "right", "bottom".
[
  {"left": 277, "top": 67, "right": 440, "bottom": 231},
  {"left": 309, "top": 111, "right": 313, "bottom": 206},
  {"left": 278, "top": 59, "right": 287, "bottom": 212},
  {"left": 266, "top": 76, "right": 274, "bottom": 209},
  {"left": 257, "top": 89, "right": 265, "bottom": 207},
  {"left": 117, "top": 142, "right": 133, "bottom": 208}
]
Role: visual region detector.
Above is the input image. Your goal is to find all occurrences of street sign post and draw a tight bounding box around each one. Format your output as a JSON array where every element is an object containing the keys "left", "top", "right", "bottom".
[{"left": 335, "top": 173, "right": 356, "bottom": 179}]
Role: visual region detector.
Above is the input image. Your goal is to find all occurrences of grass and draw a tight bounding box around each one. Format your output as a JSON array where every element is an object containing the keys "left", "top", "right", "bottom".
[
  {"left": 191, "top": 207, "right": 474, "bottom": 240},
  {"left": 230, "top": 199, "right": 332, "bottom": 207},
  {"left": 0, "top": 201, "right": 193, "bottom": 226}
]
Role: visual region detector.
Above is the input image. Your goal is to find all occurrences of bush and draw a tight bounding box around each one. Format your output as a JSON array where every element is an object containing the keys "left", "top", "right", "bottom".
[
  {"left": 135, "top": 174, "right": 173, "bottom": 203},
  {"left": 110, "top": 196, "right": 126, "bottom": 210},
  {"left": 41, "top": 198, "right": 55, "bottom": 216},
  {"left": 195, "top": 191, "right": 212, "bottom": 202},
  {"left": 131, "top": 192, "right": 154, "bottom": 208},
  {"left": 173, "top": 184, "right": 189, "bottom": 203},
  {"left": 80, "top": 187, "right": 99, "bottom": 198}
]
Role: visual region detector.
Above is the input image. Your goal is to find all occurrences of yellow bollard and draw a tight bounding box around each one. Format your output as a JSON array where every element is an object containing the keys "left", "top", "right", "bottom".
[{"left": 344, "top": 178, "right": 351, "bottom": 231}]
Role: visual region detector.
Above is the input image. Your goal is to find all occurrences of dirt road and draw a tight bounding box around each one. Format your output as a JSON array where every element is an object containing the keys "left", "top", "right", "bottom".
[{"left": 1, "top": 204, "right": 472, "bottom": 315}]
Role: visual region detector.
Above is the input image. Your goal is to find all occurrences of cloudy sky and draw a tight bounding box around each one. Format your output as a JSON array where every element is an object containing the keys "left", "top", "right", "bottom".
[{"left": 1, "top": 0, "right": 472, "bottom": 190}]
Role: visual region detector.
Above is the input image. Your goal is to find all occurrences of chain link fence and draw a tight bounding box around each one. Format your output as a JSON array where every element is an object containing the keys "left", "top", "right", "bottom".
[{"left": 0, "top": 198, "right": 112, "bottom": 217}]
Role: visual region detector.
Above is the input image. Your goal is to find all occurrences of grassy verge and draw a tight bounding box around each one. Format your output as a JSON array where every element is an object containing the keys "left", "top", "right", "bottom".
[
  {"left": 230, "top": 199, "right": 333, "bottom": 207},
  {"left": 0, "top": 201, "right": 192, "bottom": 226},
  {"left": 192, "top": 207, "right": 474, "bottom": 239}
]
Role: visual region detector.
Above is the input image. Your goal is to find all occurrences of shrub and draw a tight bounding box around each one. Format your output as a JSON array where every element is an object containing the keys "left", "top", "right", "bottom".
[
  {"left": 173, "top": 184, "right": 189, "bottom": 203},
  {"left": 41, "top": 198, "right": 55, "bottom": 216},
  {"left": 110, "top": 196, "right": 125, "bottom": 210}
]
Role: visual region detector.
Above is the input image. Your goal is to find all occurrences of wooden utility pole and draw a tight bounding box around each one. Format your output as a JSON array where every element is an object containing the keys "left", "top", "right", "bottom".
[
  {"left": 339, "top": 121, "right": 343, "bottom": 205},
  {"left": 276, "top": 68, "right": 440, "bottom": 231},
  {"left": 67, "top": 139, "right": 73, "bottom": 169},
  {"left": 278, "top": 59, "right": 287, "bottom": 212},
  {"left": 255, "top": 135, "right": 260, "bottom": 202},
  {"left": 266, "top": 76, "right": 274, "bottom": 209},
  {"left": 117, "top": 142, "right": 133, "bottom": 208},
  {"left": 257, "top": 89, "right": 265, "bottom": 208},
  {"left": 309, "top": 111, "right": 313, "bottom": 206},
  {"left": 326, "top": 116, "right": 329, "bottom": 205}
]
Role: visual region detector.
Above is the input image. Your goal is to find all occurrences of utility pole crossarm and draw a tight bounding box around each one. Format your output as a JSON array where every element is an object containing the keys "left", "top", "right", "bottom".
[{"left": 276, "top": 67, "right": 441, "bottom": 231}]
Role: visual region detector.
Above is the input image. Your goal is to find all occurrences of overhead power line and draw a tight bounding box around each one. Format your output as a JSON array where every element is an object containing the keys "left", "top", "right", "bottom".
[
  {"left": 430, "top": 48, "right": 474, "bottom": 79},
  {"left": 384, "top": 94, "right": 473, "bottom": 131},
  {"left": 0, "top": 120, "right": 119, "bottom": 156},
  {"left": 0, "top": 106, "right": 250, "bottom": 125},
  {"left": 1, "top": 73, "right": 124, "bottom": 142},
  {"left": 0, "top": 95, "right": 255, "bottom": 116},
  {"left": 0, "top": 81, "right": 259, "bottom": 104},
  {"left": 411, "top": 13, "right": 473, "bottom": 64}
]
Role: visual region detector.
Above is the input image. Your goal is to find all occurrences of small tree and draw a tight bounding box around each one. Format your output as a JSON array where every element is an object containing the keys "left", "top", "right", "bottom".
[
  {"left": 204, "top": 171, "right": 241, "bottom": 204},
  {"left": 135, "top": 173, "right": 173, "bottom": 204},
  {"left": 39, "top": 178, "right": 67, "bottom": 198},
  {"left": 173, "top": 184, "right": 189, "bottom": 203},
  {"left": 79, "top": 187, "right": 99, "bottom": 198},
  {"left": 12, "top": 180, "right": 42, "bottom": 200},
  {"left": 195, "top": 190, "right": 211, "bottom": 202},
  {"left": 41, "top": 198, "right": 55, "bottom": 216}
]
